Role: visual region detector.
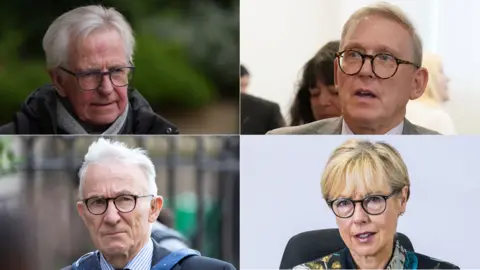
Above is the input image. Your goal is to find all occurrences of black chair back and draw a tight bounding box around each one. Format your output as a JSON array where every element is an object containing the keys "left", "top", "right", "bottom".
[{"left": 279, "top": 229, "right": 414, "bottom": 269}]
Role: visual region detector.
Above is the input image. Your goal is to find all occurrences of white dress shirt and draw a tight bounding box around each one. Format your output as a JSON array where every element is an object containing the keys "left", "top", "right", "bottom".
[
  {"left": 341, "top": 119, "right": 404, "bottom": 135},
  {"left": 99, "top": 238, "right": 154, "bottom": 270}
]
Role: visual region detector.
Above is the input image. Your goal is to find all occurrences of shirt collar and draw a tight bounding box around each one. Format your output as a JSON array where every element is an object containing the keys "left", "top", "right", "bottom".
[
  {"left": 341, "top": 120, "right": 404, "bottom": 135},
  {"left": 99, "top": 238, "right": 154, "bottom": 270}
]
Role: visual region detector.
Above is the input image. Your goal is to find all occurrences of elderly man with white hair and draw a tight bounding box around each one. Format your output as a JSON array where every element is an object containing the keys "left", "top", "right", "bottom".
[
  {"left": 0, "top": 5, "right": 178, "bottom": 135},
  {"left": 61, "top": 138, "right": 235, "bottom": 270}
]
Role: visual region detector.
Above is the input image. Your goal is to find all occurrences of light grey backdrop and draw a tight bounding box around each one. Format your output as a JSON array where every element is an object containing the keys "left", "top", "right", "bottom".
[{"left": 240, "top": 135, "right": 480, "bottom": 269}]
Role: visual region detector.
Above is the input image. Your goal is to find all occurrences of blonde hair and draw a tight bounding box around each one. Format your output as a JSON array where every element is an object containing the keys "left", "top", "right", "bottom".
[
  {"left": 321, "top": 139, "right": 410, "bottom": 201},
  {"left": 417, "top": 53, "right": 445, "bottom": 106},
  {"left": 340, "top": 1, "right": 423, "bottom": 66}
]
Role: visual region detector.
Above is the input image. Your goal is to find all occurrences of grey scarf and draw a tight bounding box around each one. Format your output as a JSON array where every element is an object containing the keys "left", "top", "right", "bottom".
[{"left": 56, "top": 99, "right": 129, "bottom": 134}]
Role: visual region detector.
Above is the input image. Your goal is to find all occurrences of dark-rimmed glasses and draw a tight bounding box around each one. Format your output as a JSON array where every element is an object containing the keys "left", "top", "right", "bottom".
[
  {"left": 327, "top": 191, "right": 398, "bottom": 219},
  {"left": 336, "top": 49, "right": 420, "bottom": 79},
  {"left": 59, "top": 66, "right": 135, "bottom": 91},
  {"left": 83, "top": 194, "right": 153, "bottom": 215}
]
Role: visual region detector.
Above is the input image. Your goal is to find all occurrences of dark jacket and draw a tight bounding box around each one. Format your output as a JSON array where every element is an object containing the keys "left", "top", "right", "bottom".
[
  {"left": 241, "top": 93, "right": 285, "bottom": 134},
  {"left": 0, "top": 85, "right": 178, "bottom": 134},
  {"left": 60, "top": 238, "right": 235, "bottom": 270}
]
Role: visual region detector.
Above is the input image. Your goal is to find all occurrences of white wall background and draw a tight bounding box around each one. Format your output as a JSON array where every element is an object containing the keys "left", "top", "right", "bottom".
[
  {"left": 240, "top": 0, "right": 480, "bottom": 134},
  {"left": 240, "top": 136, "right": 480, "bottom": 269}
]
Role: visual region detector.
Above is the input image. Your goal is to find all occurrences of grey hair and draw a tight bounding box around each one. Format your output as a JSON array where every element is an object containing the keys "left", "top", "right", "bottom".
[
  {"left": 340, "top": 1, "right": 423, "bottom": 66},
  {"left": 42, "top": 5, "right": 135, "bottom": 69},
  {"left": 78, "top": 138, "right": 157, "bottom": 199}
]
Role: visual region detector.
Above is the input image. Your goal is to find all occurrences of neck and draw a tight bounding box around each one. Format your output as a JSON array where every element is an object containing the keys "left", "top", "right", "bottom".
[
  {"left": 351, "top": 240, "right": 394, "bottom": 269},
  {"left": 103, "top": 237, "right": 148, "bottom": 269},
  {"left": 58, "top": 96, "right": 113, "bottom": 133},
  {"left": 343, "top": 112, "right": 404, "bottom": 135}
]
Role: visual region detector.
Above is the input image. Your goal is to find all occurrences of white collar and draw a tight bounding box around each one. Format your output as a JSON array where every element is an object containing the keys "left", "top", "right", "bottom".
[{"left": 341, "top": 119, "right": 404, "bottom": 135}]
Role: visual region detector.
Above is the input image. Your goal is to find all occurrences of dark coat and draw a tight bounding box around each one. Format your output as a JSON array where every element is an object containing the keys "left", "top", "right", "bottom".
[
  {"left": 241, "top": 93, "right": 285, "bottom": 134},
  {"left": 60, "top": 238, "right": 235, "bottom": 270},
  {"left": 0, "top": 85, "right": 178, "bottom": 134}
]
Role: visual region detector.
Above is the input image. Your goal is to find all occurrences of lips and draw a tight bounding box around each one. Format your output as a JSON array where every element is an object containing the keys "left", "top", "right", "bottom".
[
  {"left": 93, "top": 102, "right": 114, "bottom": 106},
  {"left": 354, "top": 89, "right": 377, "bottom": 98},
  {"left": 355, "top": 232, "right": 375, "bottom": 238}
]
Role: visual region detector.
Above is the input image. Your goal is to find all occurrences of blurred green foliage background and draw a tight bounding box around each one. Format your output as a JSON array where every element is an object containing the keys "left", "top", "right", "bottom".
[{"left": 0, "top": 0, "right": 239, "bottom": 133}]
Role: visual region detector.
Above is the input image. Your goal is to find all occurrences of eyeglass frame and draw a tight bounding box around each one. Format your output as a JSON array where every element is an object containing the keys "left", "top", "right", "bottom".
[
  {"left": 335, "top": 49, "right": 420, "bottom": 79},
  {"left": 327, "top": 190, "right": 399, "bottom": 219},
  {"left": 82, "top": 194, "right": 154, "bottom": 215},
  {"left": 59, "top": 65, "right": 135, "bottom": 91}
]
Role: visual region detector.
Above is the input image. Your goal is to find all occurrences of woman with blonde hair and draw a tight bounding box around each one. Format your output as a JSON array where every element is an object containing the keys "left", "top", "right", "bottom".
[
  {"left": 293, "top": 139, "right": 458, "bottom": 269},
  {"left": 406, "top": 53, "right": 457, "bottom": 134}
]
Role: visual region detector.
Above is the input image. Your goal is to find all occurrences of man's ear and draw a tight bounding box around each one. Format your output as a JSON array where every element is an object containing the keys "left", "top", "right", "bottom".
[
  {"left": 77, "top": 201, "right": 87, "bottom": 223},
  {"left": 49, "top": 69, "right": 67, "bottom": 97},
  {"left": 148, "top": 196, "right": 163, "bottom": 223},
  {"left": 410, "top": 67, "right": 428, "bottom": 100}
]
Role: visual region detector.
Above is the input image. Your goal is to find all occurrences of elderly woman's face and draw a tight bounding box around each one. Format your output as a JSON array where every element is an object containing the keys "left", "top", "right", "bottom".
[
  {"left": 52, "top": 29, "right": 129, "bottom": 126},
  {"left": 77, "top": 162, "right": 162, "bottom": 259},
  {"left": 334, "top": 186, "right": 408, "bottom": 258}
]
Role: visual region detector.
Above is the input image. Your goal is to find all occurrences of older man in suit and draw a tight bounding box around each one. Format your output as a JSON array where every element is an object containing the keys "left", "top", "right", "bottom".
[
  {"left": 61, "top": 138, "right": 235, "bottom": 270},
  {"left": 268, "top": 3, "right": 439, "bottom": 135}
]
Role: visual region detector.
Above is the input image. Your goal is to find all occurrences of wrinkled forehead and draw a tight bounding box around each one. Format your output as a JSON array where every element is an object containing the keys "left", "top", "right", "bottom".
[
  {"left": 82, "top": 161, "right": 148, "bottom": 197},
  {"left": 342, "top": 15, "right": 413, "bottom": 57}
]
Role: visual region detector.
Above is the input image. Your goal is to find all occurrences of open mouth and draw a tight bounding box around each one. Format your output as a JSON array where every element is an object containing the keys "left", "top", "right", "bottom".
[
  {"left": 354, "top": 89, "right": 377, "bottom": 98},
  {"left": 355, "top": 232, "right": 376, "bottom": 242}
]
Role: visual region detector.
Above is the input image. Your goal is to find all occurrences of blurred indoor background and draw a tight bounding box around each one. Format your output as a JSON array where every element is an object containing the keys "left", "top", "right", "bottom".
[
  {"left": 0, "top": 135, "right": 239, "bottom": 270},
  {"left": 241, "top": 0, "right": 480, "bottom": 134},
  {"left": 0, "top": 0, "right": 239, "bottom": 134}
]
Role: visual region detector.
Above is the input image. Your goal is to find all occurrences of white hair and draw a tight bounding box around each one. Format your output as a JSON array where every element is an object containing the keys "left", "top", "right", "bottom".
[
  {"left": 78, "top": 138, "right": 157, "bottom": 199},
  {"left": 42, "top": 5, "right": 135, "bottom": 69}
]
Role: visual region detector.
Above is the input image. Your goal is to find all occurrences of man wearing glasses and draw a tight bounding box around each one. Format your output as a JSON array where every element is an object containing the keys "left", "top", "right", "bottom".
[
  {"left": 0, "top": 5, "right": 178, "bottom": 135},
  {"left": 268, "top": 2, "right": 439, "bottom": 135},
  {"left": 61, "top": 138, "right": 235, "bottom": 270}
]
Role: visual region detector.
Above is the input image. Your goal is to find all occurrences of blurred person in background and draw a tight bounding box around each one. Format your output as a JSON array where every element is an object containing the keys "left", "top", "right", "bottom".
[
  {"left": 406, "top": 53, "right": 457, "bottom": 134},
  {"left": 240, "top": 64, "right": 285, "bottom": 134},
  {"left": 151, "top": 208, "right": 191, "bottom": 252},
  {"left": 0, "top": 5, "right": 178, "bottom": 135},
  {"left": 289, "top": 41, "right": 341, "bottom": 126},
  {"left": 269, "top": 3, "right": 438, "bottom": 135},
  {"left": 61, "top": 138, "right": 234, "bottom": 270},
  {"left": 293, "top": 139, "right": 458, "bottom": 269},
  {"left": 0, "top": 210, "right": 35, "bottom": 270}
]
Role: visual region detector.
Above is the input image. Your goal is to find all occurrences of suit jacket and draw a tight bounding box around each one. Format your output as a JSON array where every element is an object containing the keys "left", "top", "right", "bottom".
[
  {"left": 267, "top": 116, "right": 440, "bottom": 135},
  {"left": 60, "top": 238, "right": 235, "bottom": 270},
  {"left": 241, "top": 93, "right": 285, "bottom": 134}
]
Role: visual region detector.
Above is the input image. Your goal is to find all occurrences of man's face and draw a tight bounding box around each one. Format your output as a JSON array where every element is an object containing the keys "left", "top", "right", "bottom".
[
  {"left": 334, "top": 15, "right": 427, "bottom": 129},
  {"left": 51, "top": 29, "right": 130, "bottom": 126},
  {"left": 77, "top": 162, "right": 162, "bottom": 259}
]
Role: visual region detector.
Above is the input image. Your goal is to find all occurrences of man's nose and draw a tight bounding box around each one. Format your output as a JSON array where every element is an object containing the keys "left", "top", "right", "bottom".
[
  {"left": 358, "top": 58, "right": 375, "bottom": 78},
  {"left": 103, "top": 200, "right": 121, "bottom": 225},
  {"left": 97, "top": 73, "right": 114, "bottom": 95}
]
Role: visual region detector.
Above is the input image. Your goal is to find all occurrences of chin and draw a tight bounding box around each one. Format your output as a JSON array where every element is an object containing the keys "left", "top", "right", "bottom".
[
  {"left": 351, "top": 244, "right": 381, "bottom": 257},
  {"left": 101, "top": 241, "right": 129, "bottom": 256}
]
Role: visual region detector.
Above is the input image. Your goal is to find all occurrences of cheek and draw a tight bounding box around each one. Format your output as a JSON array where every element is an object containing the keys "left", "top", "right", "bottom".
[
  {"left": 115, "top": 87, "right": 129, "bottom": 107},
  {"left": 336, "top": 218, "right": 352, "bottom": 241},
  {"left": 68, "top": 90, "right": 96, "bottom": 108}
]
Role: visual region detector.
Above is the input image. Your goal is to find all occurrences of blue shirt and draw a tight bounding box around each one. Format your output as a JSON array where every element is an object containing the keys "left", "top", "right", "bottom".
[{"left": 99, "top": 238, "right": 154, "bottom": 270}]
